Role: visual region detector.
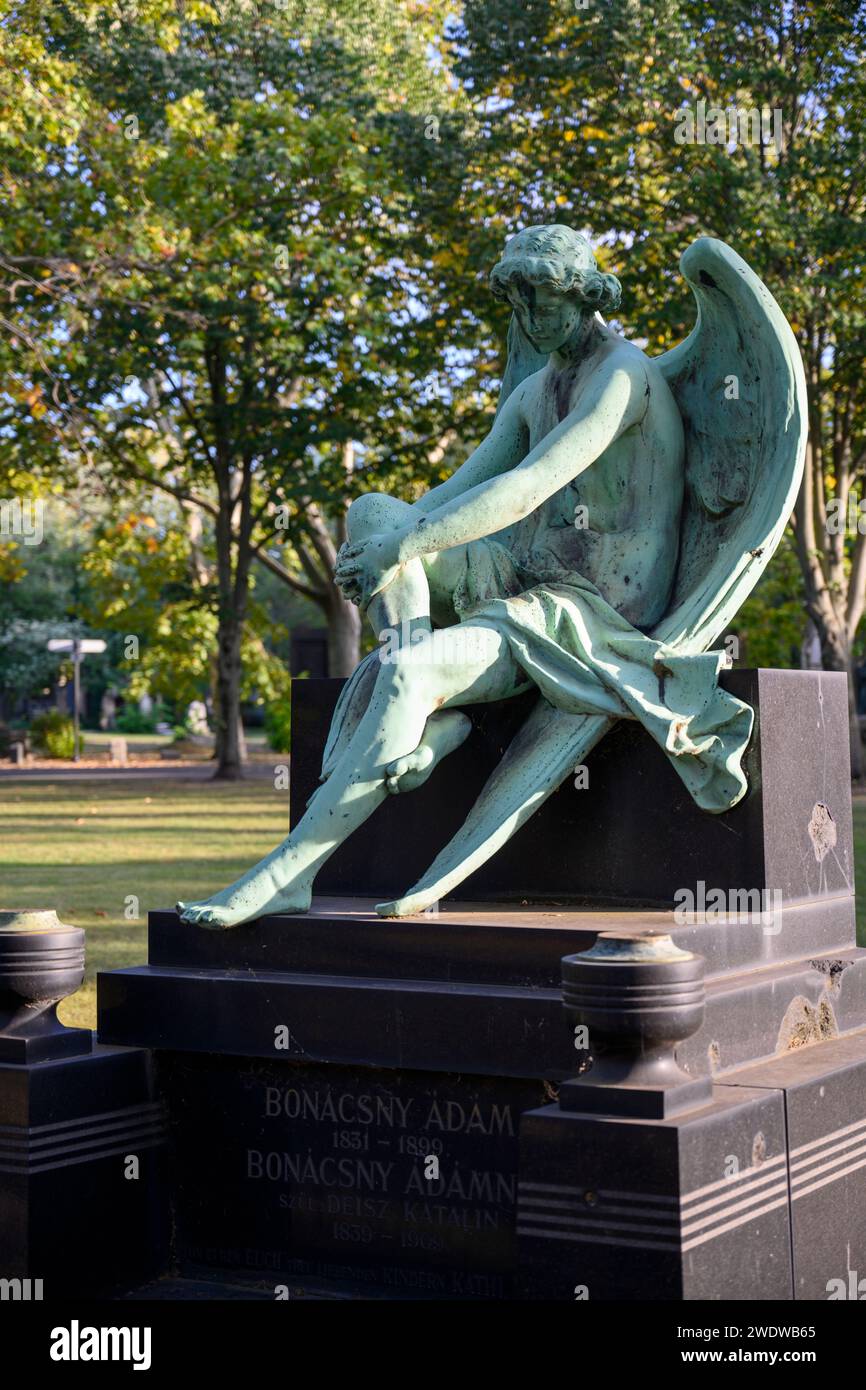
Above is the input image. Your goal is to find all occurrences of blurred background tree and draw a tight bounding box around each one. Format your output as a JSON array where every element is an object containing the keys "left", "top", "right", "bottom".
[
  {"left": 0, "top": 0, "right": 493, "bottom": 774},
  {"left": 453, "top": 0, "right": 866, "bottom": 770}
]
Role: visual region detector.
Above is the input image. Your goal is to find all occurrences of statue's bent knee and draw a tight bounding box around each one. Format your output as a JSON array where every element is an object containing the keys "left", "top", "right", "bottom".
[
  {"left": 377, "top": 643, "right": 428, "bottom": 695},
  {"left": 346, "top": 492, "right": 415, "bottom": 542}
]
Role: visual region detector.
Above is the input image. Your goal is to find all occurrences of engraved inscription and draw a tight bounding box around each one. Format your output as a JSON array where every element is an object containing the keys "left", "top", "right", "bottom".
[{"left": 164, "top": 1057, "right": 549, "bottom": 1298}]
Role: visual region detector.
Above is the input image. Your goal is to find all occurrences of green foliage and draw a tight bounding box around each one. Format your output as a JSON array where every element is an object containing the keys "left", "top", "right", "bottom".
[
  {"left": 0, "top": 504, "right": 95, "bottom": 712},
  {"left": 0, "top": 504, "right": 81, "bottom": 627},
  {"left": 264, "top": 692, "right": 292, "bottom": 754},
  {"left": 0, "top": 0, "right": 485, "bottom": 766},
  {"left": 4, "top": 0, "right": 866, "bottom": 709},
  {"left": 734, "top": 538, "right": 807, "bottom": 669},
  {"left": 0, "top": 0, "right": 482, "bottom": 512},
  {"left": 0, "top": 618, "right": 79, "bottom": 711},
  {"left": 29, "top": 710, "right": 82, "bottom": 759},
  {"left": 449, "top": 0, "right": 866, "bottom": 675},
  {"left": 80, "top": 504, "right": 219, "bottom": 710},
  {"left": 80, "top": 500, "right": 291, "bottom": 709},
  {"left": 115, "top": 705, "right": 159, "bottom": 734},
  {"left": 454, "top": 0, "right": 866, "bottom": 663}
]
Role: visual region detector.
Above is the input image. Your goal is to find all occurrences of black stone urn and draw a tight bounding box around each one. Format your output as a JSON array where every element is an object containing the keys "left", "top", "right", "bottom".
[
  {"left": 559, "top": 930, "right": 713, "bottom": 1118},
  {"left": 0, "top": 909, "right": 91, "bottom": 1061}
]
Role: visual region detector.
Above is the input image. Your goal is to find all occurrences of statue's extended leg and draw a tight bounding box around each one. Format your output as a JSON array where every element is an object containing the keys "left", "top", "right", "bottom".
[
  {"left": 378, "top": 707, "right": 613, "bottom": 916},
  {"left": 384, "top": 708, "right": 472, "bottom": 793},
  {"left": 317, "top": 492, "right": 473, "bottom": 794},
  {"left": 177, "top": 621, "right": 529, "bottom": 928}
]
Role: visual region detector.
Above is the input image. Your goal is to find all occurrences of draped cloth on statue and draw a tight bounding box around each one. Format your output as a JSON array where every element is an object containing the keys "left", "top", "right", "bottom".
[
  {"left": 448, "top": 534, "right": 752, "bottom": 813},
  {"left": 323, "top": 523, "right": 753, "bottom": 816}
]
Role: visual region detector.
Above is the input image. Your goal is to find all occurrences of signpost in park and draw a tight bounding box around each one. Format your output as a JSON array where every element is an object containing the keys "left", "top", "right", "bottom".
[{"left": 46, "top": 638, "right": 107, "bottom": 763}]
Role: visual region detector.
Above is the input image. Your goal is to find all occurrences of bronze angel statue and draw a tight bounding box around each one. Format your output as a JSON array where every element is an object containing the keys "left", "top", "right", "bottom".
[{"left": 178, "top": 225, "right": 807, "bottom": 928}]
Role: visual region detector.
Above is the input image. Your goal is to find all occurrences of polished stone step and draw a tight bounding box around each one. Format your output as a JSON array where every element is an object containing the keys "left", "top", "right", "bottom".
[
  {"left": 148, "top": 891, "right": 856, "bottom": 987},
  {"left": 101, "top": 920, "right": 866, "bottom": 1082}
]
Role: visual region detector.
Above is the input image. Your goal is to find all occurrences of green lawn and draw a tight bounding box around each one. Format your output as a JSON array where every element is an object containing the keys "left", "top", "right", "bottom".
[
  {"left": 80, "top": 730, "right": 268, "bottom": 754},
  {"left": 82, "top": 731, "right": 173, "bottom": 752},
  {"left": 1, "top": 780, "right": 864, "bottom": 1032},
  {"left": 0, "top": 779, "right": 288, "bottom": 1029}
]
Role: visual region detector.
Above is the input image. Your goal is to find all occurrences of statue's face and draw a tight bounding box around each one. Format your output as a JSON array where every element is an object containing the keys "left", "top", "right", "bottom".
[{"left": 506, "top": 277, "right": 584, "bottom": 354}]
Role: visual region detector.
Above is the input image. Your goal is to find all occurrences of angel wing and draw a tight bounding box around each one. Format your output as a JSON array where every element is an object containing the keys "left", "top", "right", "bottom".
[
  {"left": 378, "top": 238, "right": 807, "bottom": 916},
  {"left": 656, "top": 238, "right": 807, "bottom": 653}
]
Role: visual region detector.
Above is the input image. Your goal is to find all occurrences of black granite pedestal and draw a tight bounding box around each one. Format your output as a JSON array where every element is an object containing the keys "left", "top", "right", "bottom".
[
  {"left": 0, "top": 911, "right": 170, "bottom": 1299},
  {"left": 0, "top": 1044, "right": 170, "bottom": 1297},
  {"left": 98, "top": 900, "right": 866, "bottom": 1299},
  {"left": 290, "top": 669, "right": 854, "bottom": 939},
  {"left": 517, "top": 1084, "right": 794, "bottom": 1300},
  {"left": 95, "top": 668, "right": 866, "bottom": 1300},
  {"left": 518, "top": 1024, "right": 866, "bottom": 1301}
]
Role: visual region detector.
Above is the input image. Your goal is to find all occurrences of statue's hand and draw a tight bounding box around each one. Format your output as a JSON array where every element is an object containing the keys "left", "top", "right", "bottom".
[{"left": 334, "top": 532, "right": 402, "bottom": 609}]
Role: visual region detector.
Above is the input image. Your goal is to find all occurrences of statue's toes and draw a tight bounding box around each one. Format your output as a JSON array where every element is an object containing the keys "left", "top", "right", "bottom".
[
  {"left": 197, "top": 911, "right": 230, "bottom": 930},
  {"left": 177, "top": 901, "right": 211, "bottom": 924},
  {"left": 193, "top": 906, "right": 228, "bottom": 929},
  {"left": 385, "top": 755, "right": 412, "bottom": 794},
  {"left": 377, "top": 891, "right": 434, "bottom": 917}
]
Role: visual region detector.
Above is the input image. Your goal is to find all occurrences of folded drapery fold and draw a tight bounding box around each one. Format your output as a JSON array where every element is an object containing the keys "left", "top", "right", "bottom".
[{"left": 453, "top": 533, "right": 752, "bottom": 813}]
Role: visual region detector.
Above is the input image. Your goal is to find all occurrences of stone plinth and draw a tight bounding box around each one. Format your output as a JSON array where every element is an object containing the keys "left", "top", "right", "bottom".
[
  {"left": 0, "top": 911, "right": 170, "bottom": 1297},
  {"left": 91, "top": 666, "right": 866, "bottom": 1300},
  {"left": 290, "top": 671, "right": 854, "bottom": 945},
  {"left": 97, "top": 892, "right": 866, "bottom": 1300}
]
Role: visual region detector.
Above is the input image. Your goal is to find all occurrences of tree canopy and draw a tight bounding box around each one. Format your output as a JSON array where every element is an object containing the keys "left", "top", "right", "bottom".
[{"left": 2, "top": 0, "right": 866, "bottom": 768}]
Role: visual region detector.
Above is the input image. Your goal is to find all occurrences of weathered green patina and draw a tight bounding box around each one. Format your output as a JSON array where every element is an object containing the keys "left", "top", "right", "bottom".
[{"left": 178, "top": 226, "right": 807, "bottom": 928}]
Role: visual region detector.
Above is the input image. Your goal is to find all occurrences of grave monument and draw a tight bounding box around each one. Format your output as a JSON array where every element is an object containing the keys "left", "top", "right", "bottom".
[{"left": 16, "top": 225, "right": 866, "bottom": 1300}]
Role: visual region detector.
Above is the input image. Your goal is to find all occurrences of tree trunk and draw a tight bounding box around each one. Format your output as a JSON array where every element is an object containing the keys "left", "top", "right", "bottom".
[
  {"left": 815, "top": 627, "right": 864, "bottom": 781},
  {"left": 847, "top": 663, "right": 863, "bottom": 782},
  {"left": 324, "top": 584, "right": 362, "bottom": 677},
  {"left": 213, "top": 615, "right": 247, "bottom": 779},
  {"left": 794, "top": 433, "right": 865, "bottom": 781}
]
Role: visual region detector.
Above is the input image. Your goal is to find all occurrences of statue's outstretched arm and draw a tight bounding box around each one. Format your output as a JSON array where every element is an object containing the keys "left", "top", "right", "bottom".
[
  {"left": 333, "top": 379, "right": 531, "bottom": 606},
  {"left": 393, "top": 360, "right": 648, "bottom": 564},
  {"left": 412, "top": 379, "right": 530, "bottom": 516}
]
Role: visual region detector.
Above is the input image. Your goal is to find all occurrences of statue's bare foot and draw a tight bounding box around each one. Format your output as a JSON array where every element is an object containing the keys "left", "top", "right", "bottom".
[
  {"left": 177, "top": 860, "right": 312, "bottom": 929},
  {"left": 376, "top": 886, "right": 438, "bottom": 917},
  {"left": 385, "top": 710, "right": 471, "bottom": 794}
]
